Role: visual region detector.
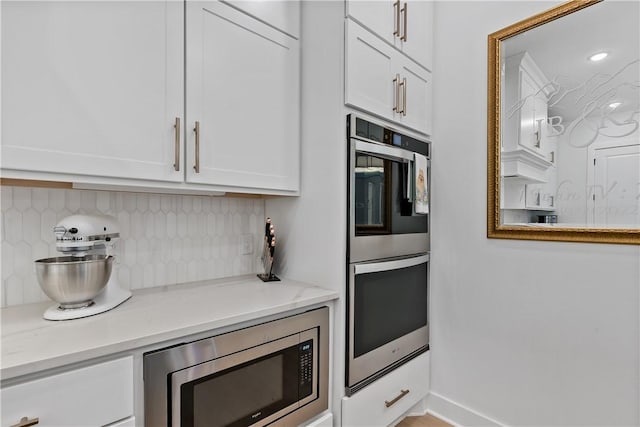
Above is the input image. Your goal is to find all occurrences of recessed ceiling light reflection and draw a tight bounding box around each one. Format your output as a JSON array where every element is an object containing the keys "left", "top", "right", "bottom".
[
  {"left": 609, "top": 102, "right": 622, "bottom": 109},
  {"left": 589, "top": 52, "right": 608, "bottom": 62}
]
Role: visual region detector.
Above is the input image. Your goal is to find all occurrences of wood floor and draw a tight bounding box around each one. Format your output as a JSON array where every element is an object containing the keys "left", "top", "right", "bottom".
[{"left": 396, "top": 413, "right": 453, "bottom": 427}]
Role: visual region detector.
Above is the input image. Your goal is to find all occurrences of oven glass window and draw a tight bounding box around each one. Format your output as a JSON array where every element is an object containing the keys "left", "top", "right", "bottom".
[
  {"left": 354, "top": 153, "right": 388, "bottom": 232},
  {"left": 179, "top": 342, "right": 309, "bottom": 427},
  {"left": 354, "top": 262, "right": 428, "bottom": 357}
]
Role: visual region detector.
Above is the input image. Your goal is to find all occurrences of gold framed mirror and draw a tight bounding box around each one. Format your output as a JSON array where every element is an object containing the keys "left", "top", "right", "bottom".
[{"left": 488, "top": 0, "right": 640, "bottom": 244}]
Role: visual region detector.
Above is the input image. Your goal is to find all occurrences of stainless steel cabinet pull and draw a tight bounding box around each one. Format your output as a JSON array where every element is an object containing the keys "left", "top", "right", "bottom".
[
  {"left": 550, "top": 151, "right": 555, "bottom": 163},
  {"left": 11, "top": 417, "right": 40, "bottom": 427},
  {"left": 398, "top": 77, "right": 407, "bottom": 116},
  {"left": 385, "top": 389, "right": 410, "bottom": 408},
  {"left": 534, "top": 119, "right": 543, "bottom": 148},
  {"left": 393, "top": 0, "right": 401, "bottom": 37},
  {"left": 173, "top": 117, "right": 181, "bottom": 171},
  {"left": 401, "top": 2, "right": 408, "bottom": 42},
  {"left": 393, "top": 74, "right": 400, "bottom": 112},
  {"left": 193, "top": 121, "right": 200, "bottom": 173}
]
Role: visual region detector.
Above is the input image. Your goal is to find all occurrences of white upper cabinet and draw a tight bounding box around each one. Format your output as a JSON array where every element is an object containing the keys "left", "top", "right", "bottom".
[
  {"left": 185, "top": 0, "right": 300, "bottom": 192},
  {"left": 345, "top": 19, "right": 432, "bottom": 135},
  {"left": 223, "top": 0, "right": 300, "bottom": 38},
  {"left": 502, "top": 52, "right": 553, "bottom": 160},
  {"left": 1, "top": 0, "right": 300, "bottom": 195},
  {"left": 501, "top": 52, "right": 554, "bottom": 182},
  {"left": 346, "top": 0, "right": 433, "bottom": 71},
  {"left": 1, "top": 1, "right": 184, "bottom": 183}
]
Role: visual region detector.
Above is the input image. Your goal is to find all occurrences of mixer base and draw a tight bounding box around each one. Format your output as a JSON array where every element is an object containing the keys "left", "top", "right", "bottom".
[{"left": 43, "top": 285, "right": 131, "bottom": 321}]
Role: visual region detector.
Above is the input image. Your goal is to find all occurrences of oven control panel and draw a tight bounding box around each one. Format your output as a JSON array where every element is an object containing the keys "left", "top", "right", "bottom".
[{"left": 299, "top": 340, "right": 314, "bottom": 398}]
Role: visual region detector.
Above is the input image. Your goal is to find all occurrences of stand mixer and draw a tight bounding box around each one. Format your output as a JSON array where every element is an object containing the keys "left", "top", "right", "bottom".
[{"left": 35, "top": 214, "right": 131, "bottom": 320}]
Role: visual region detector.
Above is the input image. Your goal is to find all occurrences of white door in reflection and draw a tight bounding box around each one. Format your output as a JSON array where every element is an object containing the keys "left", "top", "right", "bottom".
[{"left": 590, "top": 144, "right": 640, "bottom": 226}]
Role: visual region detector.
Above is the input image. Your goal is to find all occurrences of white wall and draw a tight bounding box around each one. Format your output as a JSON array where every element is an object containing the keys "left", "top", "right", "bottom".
[
  {"left": 431, "top": 2, "right": 639, "bottom": 425},
  {"left": 265, "top": 0, "right": 348, "bottom": 421}
]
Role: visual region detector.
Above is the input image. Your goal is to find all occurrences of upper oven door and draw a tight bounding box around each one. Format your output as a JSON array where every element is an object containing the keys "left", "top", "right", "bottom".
[
  {"left": 349, "top": 116, "right": 430, "bottom": 262},
  {"left": 171, "top": 329, "right": 318, "bottom": 427}
]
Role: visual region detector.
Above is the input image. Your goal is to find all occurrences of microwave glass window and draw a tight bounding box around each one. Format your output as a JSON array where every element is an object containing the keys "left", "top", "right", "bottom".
[
  {"left": 354, "top": 154, "right": 388, "bottom": 231},
  {"left": 353, "top": 262, "right": 428, "bottom": 357},
  {"left": 180, "top": 345, "right": 301, "bottom": 427}
]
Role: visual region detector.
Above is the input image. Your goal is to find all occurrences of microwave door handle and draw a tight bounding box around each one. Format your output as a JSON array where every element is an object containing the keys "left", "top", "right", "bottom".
[
  {"left": 354, "top": 140, "right": 414, "bottom": 163},
  {"left": 355, "top": 254, "right": 429, "bottom": 275}
]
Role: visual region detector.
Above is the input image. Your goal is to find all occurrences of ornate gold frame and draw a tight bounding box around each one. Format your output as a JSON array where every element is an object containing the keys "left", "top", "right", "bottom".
[{"left": 487, "top": 0, "right": 640, "bottom": 245}]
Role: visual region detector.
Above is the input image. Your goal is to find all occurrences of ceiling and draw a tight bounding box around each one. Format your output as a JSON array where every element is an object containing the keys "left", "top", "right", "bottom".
[{"left": 503, "top": 0, "right": 639, "bottom": 124}]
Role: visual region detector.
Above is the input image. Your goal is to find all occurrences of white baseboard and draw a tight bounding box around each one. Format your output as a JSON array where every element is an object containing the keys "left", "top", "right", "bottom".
[{"left": 426, "top": 392, "right": 505, "bottom": 427}]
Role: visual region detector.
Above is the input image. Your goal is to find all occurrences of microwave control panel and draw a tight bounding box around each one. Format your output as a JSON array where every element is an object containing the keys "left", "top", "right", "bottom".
[{"left": 299, "top": 339, "right": 314, "bottom": 398}]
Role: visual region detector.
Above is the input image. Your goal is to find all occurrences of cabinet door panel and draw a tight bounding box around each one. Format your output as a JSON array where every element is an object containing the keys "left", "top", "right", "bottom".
[
  {"left": 1, "top": 357, "right": 133, "bottom": 427},
  {"left": 518, "top": 70, "right": 539, "bottom": 152},
  {"left": 345, "top": 19, "right": 395, "bottom": 123},
  {"left": 186, "top": 1, "right": 299, "bottom": 192},
  {"left": 397, "top": 0, "right": 433, "bottom": 70},
  {"left": 346, "top": 0, "right": 394, "bottom": 42},
  {"left": 397, "top": 60, "right": 432, "bottom": 136},
  {"left": 1, "top": 1, "right": 183, "bottom": 182},
  {"left": 225, "top": 0, "right": 300, "bottom": 38}
]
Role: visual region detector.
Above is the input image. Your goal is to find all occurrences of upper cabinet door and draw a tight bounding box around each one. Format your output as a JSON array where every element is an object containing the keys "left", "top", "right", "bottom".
[
  {"left": 185, "top": 1, "right": 300, "bottom": 193},
  {"left": 345, "top": 19, "right": 431, "bottom": 136},
  {"left": 346, "top": 0, "right": 433, "bottom": 70},
  {"left": 396, "top": 58, "right": 432, "bottom": 136},
  {"left": 345, "top": 19, "right": 395, "bottom": 122},
  {"left": 1, "top": 1, "right": 184, "bottom": 182},
  {"left": 396, "top": 0, "right": 433, "bottom": 71},
  {"left": 346, "top": 0, "right": 395, "bottom": 40}
]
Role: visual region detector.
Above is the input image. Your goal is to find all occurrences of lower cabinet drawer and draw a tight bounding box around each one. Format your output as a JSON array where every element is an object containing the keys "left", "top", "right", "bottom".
[
  {"left": 341, "top": 351, "right": 430, "bottom": 427},
  {"left": 1, "top": 356, "right": 134, "bottom": 427}
]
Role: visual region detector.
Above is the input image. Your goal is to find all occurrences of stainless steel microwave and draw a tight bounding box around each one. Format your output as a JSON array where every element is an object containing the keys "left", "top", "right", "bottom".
[{"left": 143, "top": 307, "right": 329, "bottom": 427}]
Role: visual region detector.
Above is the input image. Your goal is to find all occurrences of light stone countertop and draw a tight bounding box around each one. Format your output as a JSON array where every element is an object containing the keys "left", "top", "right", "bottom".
[{"left": 1, "top": 275, "right": 339, "bottom": 381}]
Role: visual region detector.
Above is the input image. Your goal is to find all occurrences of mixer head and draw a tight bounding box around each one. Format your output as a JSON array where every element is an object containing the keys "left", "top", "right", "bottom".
[{"left": 54, "top": 214, "right": 120, "bottom": 254}]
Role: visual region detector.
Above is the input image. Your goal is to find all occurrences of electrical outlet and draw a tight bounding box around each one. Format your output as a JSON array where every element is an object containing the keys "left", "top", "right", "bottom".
[{"left": 241, "top": 234, "right": 253, "bottom": 255}]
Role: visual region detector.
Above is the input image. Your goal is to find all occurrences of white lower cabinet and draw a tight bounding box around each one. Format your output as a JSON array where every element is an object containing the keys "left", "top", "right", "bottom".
[
  {"left": 1, "top": 357, "right": 134, "bottom": 427},
  {"left": 341, "top": 351, "right": 429, "bottom": 427}
]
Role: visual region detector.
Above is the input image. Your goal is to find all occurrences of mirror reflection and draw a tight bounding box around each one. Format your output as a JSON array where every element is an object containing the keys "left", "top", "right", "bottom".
[{"left": 499, "top": 0, "right": 639, "bottom": 229}]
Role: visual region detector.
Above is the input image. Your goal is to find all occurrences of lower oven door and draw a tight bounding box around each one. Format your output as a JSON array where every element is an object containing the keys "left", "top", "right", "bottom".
[
  {"left": 347, "top": 253, "right": 429, "bottom": 392},
  {"left": 171, "top": 329, "right": 318, "bottom": 427}
]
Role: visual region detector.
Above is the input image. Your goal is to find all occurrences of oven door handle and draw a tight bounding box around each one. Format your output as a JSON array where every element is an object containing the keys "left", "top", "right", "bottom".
[
  {"left": 354, "top": 254, "right": 429, "bottom": 275},
  {"left": 355, "top": 140, "right": 415, "bottom": 163}
]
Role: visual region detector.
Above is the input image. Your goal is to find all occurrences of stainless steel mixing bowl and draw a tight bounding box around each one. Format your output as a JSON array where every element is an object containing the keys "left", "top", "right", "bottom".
[{"left": 35, "top": 255, "right": 113, "bottom": 309}]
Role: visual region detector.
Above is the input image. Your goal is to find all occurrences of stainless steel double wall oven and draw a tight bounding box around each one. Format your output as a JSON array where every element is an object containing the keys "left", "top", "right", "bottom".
[{"left": 346, "top": 114, "right": 430, "bottom": 395}]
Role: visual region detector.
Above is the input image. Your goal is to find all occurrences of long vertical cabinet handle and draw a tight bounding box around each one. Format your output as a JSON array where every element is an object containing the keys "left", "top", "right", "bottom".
[
  {"left": 173, "top": 117, "right": 181, "bottom": 171},
  {"left": 398, "top": 77, "right": 407, "bottom": 116},
  {"left": 393, "top": 0, "right": 401, "bottom": 37},
  {"left": 401, "top": 2, "right": 407, "bottom": 42},
  {"left": 393, "top": 74, "right": 400, "bottom": 112},
  {"left": 193, "top": 121, "right": 200, "bottom": 173}
]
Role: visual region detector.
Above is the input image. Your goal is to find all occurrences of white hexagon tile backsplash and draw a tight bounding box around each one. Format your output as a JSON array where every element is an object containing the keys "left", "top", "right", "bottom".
[{"left": 0, "top": 187, "right": 265, "bottom": 307}]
